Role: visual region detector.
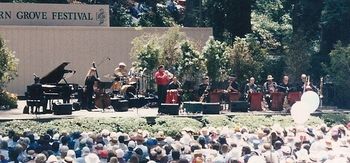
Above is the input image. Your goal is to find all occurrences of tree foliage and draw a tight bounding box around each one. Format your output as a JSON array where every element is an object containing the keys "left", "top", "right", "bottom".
[
  {"left": 284, "top": 34, "right": 312, "bottom": 83},
  {"left": 202, "top": 37, "right": 228, "bottom": 82},
  {"left": 0, "top": 37, "right": 18, "bottom": 89},
  {"left": 176, "top": 40, "right": 206, "bottom": 81},
  {"left": 225, "top": 36, "right": 266, "bottom": 84},
  {"left": 109, "top": 0, "right": 133, "bottom": 26},
  {"left": 319, "top": 0, "right": 350, "bottom": 67},
  {"left": 327, "top": 42, "right": 350, "bottom": 108}
]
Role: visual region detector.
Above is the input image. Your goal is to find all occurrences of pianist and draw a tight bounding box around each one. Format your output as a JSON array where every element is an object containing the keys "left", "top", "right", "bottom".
[{"left": 84, "top": 67, "right": 99, "bottom": 111}]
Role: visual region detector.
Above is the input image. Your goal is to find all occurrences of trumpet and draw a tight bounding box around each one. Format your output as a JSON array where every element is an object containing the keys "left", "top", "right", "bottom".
[{"left": 165, "top": 70, "right": 174, "bottom": 79}]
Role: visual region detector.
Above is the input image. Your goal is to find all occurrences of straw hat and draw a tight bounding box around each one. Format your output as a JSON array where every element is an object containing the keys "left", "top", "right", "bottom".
[
  {"left": 119, "top": 62, "right": 126, "bottom": 67},
  {"left": 267, "top": 75, "right": 274, "bottom": 80},
  {"left": 46, "top": 155, "right": 58, "bottom": 163},
  {"left": 115, "top": 149, "right": 124, "bottom": 158},
  {"left": 85, "top": 153, "right": 100, "bottom": 163}
]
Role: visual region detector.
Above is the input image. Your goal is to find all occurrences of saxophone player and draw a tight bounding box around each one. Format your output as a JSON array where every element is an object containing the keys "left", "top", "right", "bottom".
[{"left": 227, "top": 74, "right": 239, "bottom": 93}]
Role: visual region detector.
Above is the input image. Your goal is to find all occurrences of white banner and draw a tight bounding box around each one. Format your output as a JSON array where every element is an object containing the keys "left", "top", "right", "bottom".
[{"left": 0, "top": 3, "right": 109, "bottom": 26}]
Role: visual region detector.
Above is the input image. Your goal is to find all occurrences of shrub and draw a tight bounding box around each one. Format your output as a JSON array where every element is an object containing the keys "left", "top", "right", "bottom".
[
  {"left": 202, "top": 116, "right": 232, "bottom": 128},
  {"left": 0, "top": 115, "right": 341, "bottom": 137},
  {"left": 0, "top": 90, "right": 17, "bottom": 109},
  {"left": 320, "top": 113, "right": 350, "bottom": 126},
  {"left": 147, "top": 116, "right": 202, "bottom": 137}
]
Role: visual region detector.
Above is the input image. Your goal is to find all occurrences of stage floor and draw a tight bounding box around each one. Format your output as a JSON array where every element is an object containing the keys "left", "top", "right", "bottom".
[{"left": 0, "top": 100, "right": 348, "bottom": 121}]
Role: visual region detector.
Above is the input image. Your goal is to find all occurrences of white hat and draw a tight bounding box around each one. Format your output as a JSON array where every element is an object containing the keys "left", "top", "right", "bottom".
[
  {"left": 164, "top": 136, "right": 174, "bottom": 144},
  {"left": 119, "top": 62, "right": 126, "bottom": 67},
  {"left": 296, "top": 149, "right": 309, "bottom": 161},
  {"left": 81, "top": 147, "right": 90, "bottom": 156},
  {"left": 128, "top": 140, "right": 136, "bottom": 149},
  {"left": 116, "top": 149, "right": 124, "bottom": 158},
  {"left": 52, "top": 133, "right": 60, "bottom": 141},
  {"left": 66, "top": 150, "right": 76, "bottom": 159},
  {"left": 85, "top": 153, "right": 100, "bottom": 163},
  {"left": 247, "top": 156, "right": 266, "bottom": 163},
  {"left": 46, "top": 155, "right": 58, "bottom": 163},
  {"left": 34, "top": 153, "right": 47, "bottom": 162}
]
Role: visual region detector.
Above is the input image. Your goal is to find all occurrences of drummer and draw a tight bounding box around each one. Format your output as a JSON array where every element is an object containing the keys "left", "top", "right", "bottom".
[{"left": 114, "top": 62, "right": 128, "bottom": 78}]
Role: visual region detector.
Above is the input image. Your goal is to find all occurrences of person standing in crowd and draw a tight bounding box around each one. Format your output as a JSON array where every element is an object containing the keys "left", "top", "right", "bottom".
[
  {"left": 263, "top": 75, "right": 277, "bottom": 109},
  {"left": 244, "top": 77, "right": 258, "bottom": 101},
  {"left": 278, "top": 75, "right": 291, "bottom": 93},
  {"left": 154, "top": 65, "right": 170, "bottom": 107},
  {"left": 84, "top": 67, "right": 99, "bottom": 111}
]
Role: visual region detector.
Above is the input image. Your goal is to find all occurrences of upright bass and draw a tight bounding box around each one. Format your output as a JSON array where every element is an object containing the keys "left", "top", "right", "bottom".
[{"left": 92, "top": 62, "right": 111, "bottom": 110}]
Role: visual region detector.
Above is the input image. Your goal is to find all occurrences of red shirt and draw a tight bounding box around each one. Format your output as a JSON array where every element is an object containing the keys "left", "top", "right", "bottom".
[{"left": 154, "top": 71, "right": 170, "bottom": 86}]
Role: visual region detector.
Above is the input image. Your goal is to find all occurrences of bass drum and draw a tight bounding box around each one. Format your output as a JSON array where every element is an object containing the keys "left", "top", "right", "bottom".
[
  {"left": 120, "top": 85, "right": 136, "bottom": 98},
  {"left": 95, "top": 93, "right": 111, "bottom": 109}
]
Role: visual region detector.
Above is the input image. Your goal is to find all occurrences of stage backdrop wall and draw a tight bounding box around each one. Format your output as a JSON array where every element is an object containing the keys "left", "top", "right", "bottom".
[{"left": 0, "top": 26, "right": 212, "bottom": 95}]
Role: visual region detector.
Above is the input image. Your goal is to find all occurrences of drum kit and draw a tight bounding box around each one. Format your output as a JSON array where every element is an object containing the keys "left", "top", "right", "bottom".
[{"left": 103, "top": 71, "right": 147, "bottom": 99}]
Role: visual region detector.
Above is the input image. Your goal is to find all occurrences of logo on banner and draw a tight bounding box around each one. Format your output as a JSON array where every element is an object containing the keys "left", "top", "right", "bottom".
[{"left": 96, "top": 8, "right": 106, "bottom": 25}]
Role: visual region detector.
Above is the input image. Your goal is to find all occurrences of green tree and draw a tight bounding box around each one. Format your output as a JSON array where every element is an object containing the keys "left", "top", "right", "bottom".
[
  {"left": 0, "top": 36, "right": 18, "bottom": 108},
  {"left": 318, "top": 0, "right": 350, "bottom": 78},
  {"left": 284, "top": 34, "right": 312, "bottom": 83},
  {"left": 109, "top": 0, "right": 133, "bottom": 26},
  {"left": 225, "top": 36, "right": 266, "bottom": 84},
  {"left": 177, "top": 40, "right": 206, "bottom": 81},
  {"left": 202, "top": 37, "right": 228, "bottom": 82},
  {"left": 327, "top": 42, "right": 350, "bottom": 108},
  {"left": 0, "top": 37, "right": 18, "bottom": 89},
  {"left": 159, "top": 27, "right": 186, "bottom": 68}
]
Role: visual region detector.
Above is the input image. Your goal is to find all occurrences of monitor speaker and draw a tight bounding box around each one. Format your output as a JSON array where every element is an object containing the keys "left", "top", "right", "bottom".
[
  {"left": 202, "top": 103, "right": 221, "bottom": 114},
  {"left": 111, "top": 99, "right": 129, "bottom": 112},
  {"left": 230, "top": 101, "right": 249, "bottom": 112},
  {"left": 53, "top": 103, "right": 72, "bottom": 115},
  {"left": 159, "top": 103, "right": 179, "bottom": 115}
]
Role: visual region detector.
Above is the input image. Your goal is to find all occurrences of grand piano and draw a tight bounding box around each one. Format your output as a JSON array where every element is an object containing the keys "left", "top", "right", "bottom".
[{"left": 36, "top": 62, "right": 78, "bottom": 103}]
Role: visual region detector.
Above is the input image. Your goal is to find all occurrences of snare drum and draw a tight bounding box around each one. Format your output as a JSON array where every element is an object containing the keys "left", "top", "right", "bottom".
[{"left": 166, "top": 89, "right": 179, "bottom": 103}]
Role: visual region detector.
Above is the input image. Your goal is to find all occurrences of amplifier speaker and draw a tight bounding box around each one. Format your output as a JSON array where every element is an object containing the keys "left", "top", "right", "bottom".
[
  {"left": 128, "top": 97, "right": 147, "bottom": 108},
  {"left": 159, "top": 103, "right": 179, "bottom": 115},
  {"left": 202, "top": 103, "right": 221, "bottom": 114},
  {"left": 230, "top": 101, "right": 249, "bottom": 112},
  {"left": 53, "top": 103, "right": 72, "bottom": 115},
  {"left": 111, "top": 99, "right": 129, "bottom": 112}
]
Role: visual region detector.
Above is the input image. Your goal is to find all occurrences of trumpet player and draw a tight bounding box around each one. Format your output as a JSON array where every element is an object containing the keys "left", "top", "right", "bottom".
[{"left": 154, "top": 65, "right": 171, "bottom": 107}]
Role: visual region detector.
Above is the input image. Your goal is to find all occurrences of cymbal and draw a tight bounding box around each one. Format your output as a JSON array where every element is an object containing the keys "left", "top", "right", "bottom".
[{"left": 103, "top": 74, "right": 115, "bottom": 79}]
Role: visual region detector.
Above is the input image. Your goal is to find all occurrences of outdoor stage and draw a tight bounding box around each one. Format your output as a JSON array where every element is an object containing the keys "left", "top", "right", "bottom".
[{"left": 0, "top": 100, "right": 348, "bottom": 121}]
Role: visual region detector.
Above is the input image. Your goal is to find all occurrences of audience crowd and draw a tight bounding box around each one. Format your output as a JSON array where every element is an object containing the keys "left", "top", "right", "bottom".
[{"left": 1, "top": 122, "right": 350, "bottom": 163}]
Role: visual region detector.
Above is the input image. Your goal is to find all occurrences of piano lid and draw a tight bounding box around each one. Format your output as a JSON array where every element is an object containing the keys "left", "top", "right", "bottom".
[{"left": 40, "top": 62, "right": 71, "bottom": 84}]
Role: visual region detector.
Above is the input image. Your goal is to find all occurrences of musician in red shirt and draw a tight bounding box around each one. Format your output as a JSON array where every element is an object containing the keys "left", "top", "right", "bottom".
[{"left": 154, "top": 65, "right": 170, "bottom": 107}]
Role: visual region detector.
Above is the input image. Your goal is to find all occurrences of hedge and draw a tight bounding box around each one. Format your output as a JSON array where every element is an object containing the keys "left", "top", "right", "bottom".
[{"left": 0, "top": 114, "right": 348, "bottom": 137}]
